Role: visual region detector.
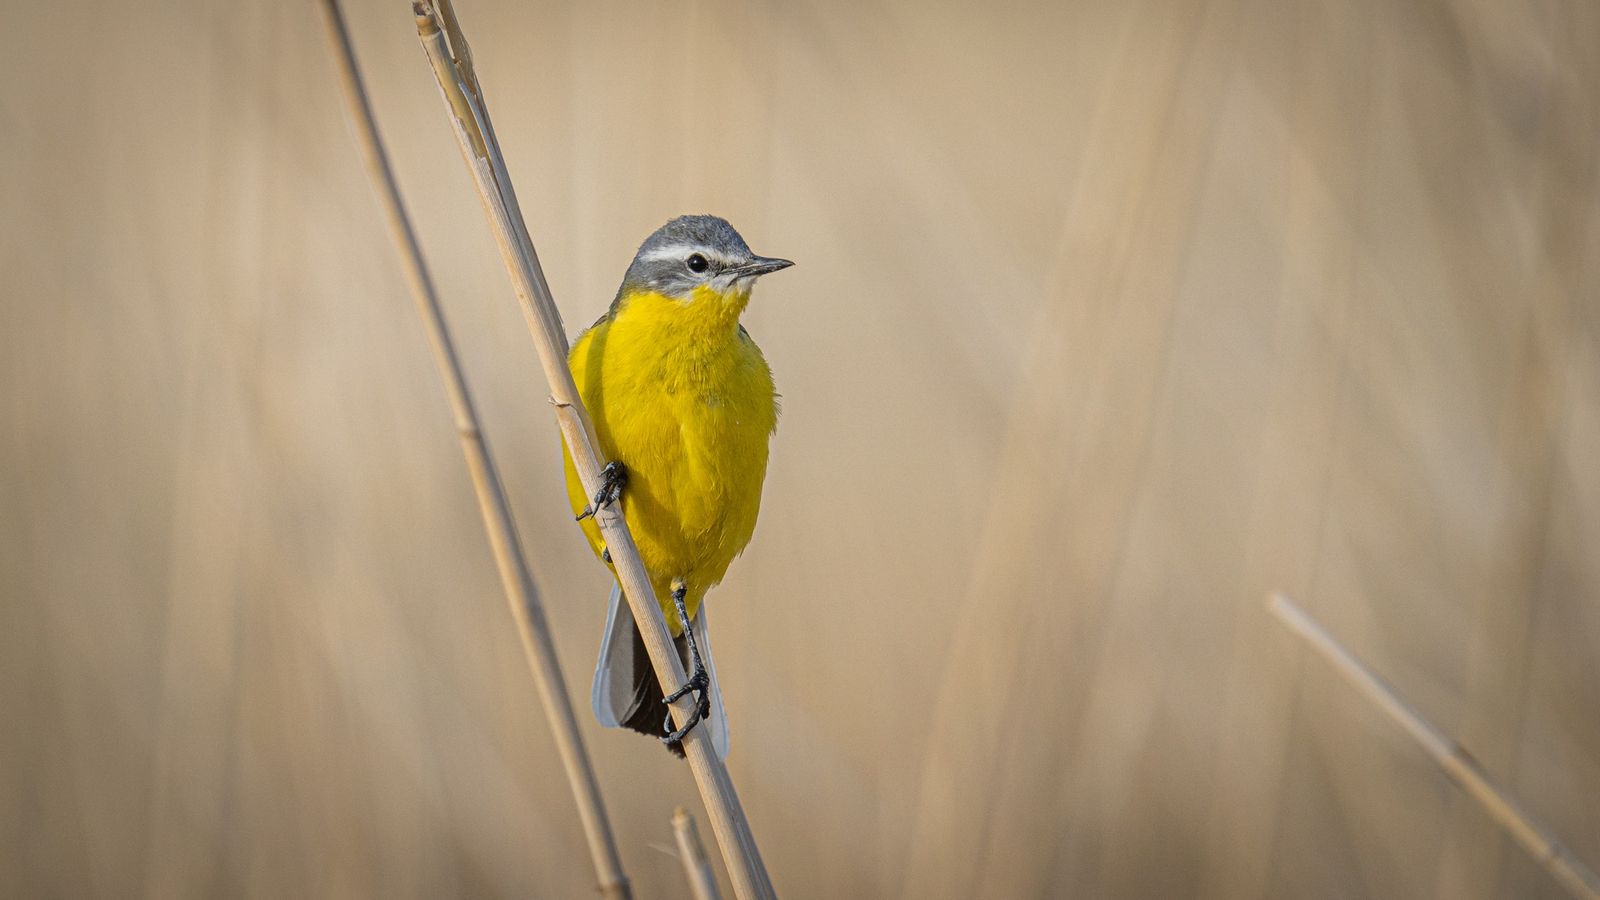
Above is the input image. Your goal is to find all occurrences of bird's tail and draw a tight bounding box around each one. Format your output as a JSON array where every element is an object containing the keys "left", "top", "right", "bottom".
[{"left": 591, "top": 583, "right": 728, "bottom": 758}]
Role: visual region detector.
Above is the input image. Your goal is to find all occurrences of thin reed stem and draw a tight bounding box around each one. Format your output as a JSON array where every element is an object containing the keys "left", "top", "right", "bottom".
[
  {"left": 409, "top": 2, "right": 776, "bottom": 897},
  {"left": 314, "top": 2, "right": 630, "bottom": 896},
  {"left": 1269, "top": 592, "right": 1600, "bottom": 900},
  {"left": 674, "top": 807, "right": 723, "bottom": 900}
]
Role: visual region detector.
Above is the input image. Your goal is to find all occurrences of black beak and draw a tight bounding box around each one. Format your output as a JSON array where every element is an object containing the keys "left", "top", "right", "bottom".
[{"left": 728, "top": 256, "right": 794, "bottom": 280}]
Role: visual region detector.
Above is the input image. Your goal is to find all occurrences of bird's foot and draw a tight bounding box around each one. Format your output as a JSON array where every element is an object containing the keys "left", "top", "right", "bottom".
[
  {"left": 575, "top": 461, "right": 627, "bottom": 521},
  {"left": 660, "top": 582, "right": 711, "bottom": 753},
  {"left": 660, "top": 663, "right": 712, "bottom": 752}
]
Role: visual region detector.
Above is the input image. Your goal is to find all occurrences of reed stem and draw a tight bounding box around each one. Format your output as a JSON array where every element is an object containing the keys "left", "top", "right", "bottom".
[
  {"left": 315, "top": 2, "right": 630, "bottom": 895},
  {"left": 674, "top": 807, "right": 724, "bottom": 900},
  {"left": 1269, "top": 592, "right": 1600, "bottom": 900},
  {"left": 410, "top": 2, "right": 776, "bottom": 897}
]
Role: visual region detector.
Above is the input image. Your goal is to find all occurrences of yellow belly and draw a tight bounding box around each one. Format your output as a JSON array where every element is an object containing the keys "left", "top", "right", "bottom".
[{"left": 562, "top": 290, "right": 778, "bottom": 635}]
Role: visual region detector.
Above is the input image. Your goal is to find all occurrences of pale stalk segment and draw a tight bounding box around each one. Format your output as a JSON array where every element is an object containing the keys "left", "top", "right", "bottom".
[
  {"left": 1269, "top": 593, "right": 1600, "bottom": 900},
  {"left": 410, "top": 3, "right": 776, "bottom": 897},
  {"left": 315, "top": 1, "right": 630, "bottom": 896},
  {"left": 674, "top": 807, "right": 724, "bottom": 900}
]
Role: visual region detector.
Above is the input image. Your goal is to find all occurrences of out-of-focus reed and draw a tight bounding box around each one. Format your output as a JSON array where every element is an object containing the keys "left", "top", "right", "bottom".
[{"left": 1270, "top": 593, "right": 1600, "bottom": 900}]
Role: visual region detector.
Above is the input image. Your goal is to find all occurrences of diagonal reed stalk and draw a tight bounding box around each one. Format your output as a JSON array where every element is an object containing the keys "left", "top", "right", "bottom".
[
  {"left": 409, "top": 2, "right": 776, "bottom": 897},
  {"left": 314, "top": 2, "right": 630, "bottom": 896},
  {"left": 674, "top": 807, "right": 724, "bottom": 900},
  {"left": 1269, "top": 592, "right": 1600, "bottom": 900}
]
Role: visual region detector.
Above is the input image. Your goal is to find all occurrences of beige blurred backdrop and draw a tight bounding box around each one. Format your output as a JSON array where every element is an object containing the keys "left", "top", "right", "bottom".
[{"left": 4, "top": 0, "right": 1599, "bottom": 897}]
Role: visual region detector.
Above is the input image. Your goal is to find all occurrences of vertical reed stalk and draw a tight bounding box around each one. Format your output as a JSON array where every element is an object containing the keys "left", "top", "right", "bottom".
[
  {"left": 315, "top": 2, "right": 630, "bottom": 896},
  {"left": 674, "top": 807, "right": 723, "bottom": 900},
  {"left": 1269, "top": 593, "right": 1600, "bottom": 900},
  {"left": 410, "top": 2, "right": 776, "bottom": 897}
]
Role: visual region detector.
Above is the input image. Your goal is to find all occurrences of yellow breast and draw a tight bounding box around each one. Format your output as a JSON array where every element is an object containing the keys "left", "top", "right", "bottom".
[{"left": 562, "top": 286, "right": 778, "bottom": 634}]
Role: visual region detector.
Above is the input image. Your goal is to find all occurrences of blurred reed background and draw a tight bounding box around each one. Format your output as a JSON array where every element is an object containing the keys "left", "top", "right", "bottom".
[{"left": 2, "top": 0, "right": 1597, "bottom": 897}]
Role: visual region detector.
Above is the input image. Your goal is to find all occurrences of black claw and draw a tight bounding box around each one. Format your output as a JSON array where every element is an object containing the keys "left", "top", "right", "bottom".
[
  {"left": 663, "top": 669, "right": 709, "bottom": 705},
  {"left": 662, "top": 714, "right": 702, "bottom": 751},
  {"left": 661, "top": 677, "right": 710, "bottom": 750},
  {"left": 575, "top": 460, "right": 627, "bottom": 521}
]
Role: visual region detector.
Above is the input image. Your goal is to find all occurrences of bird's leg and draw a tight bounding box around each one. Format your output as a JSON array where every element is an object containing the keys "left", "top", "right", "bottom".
[
  {"left": 661, "top": 583, "right": 711, "bottom": 751},
  {"left": 575, "top": 460, "right": 627, "bottom": 521}
]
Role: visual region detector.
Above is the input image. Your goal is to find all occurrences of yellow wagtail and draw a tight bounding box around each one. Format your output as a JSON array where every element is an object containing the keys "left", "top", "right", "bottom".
[{"left": 563, "top": 215, "right": 792, "bottom": 757}]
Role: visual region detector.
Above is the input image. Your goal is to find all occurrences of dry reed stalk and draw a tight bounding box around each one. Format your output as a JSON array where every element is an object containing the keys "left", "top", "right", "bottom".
[
  {"left": 1268, "top": 592, "right": 1600, "bottom": 900},
  {"left": 673, "top": 807, "right": 723, "bottom": 900},
  {"left": 314, "top": 2, "right": 630, "bottom": 896},
  {"left": 410, "top": 2, "right": 775, "bottom": 897}
]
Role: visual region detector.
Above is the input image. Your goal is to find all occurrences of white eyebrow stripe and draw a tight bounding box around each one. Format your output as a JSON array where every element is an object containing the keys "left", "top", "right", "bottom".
[{"left": 635, "top": 244, "right": 739, "bottom": 266}]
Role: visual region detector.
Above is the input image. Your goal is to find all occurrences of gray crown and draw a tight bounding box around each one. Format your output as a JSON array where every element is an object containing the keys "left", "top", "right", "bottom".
[{"left": 614, "top": 215, "right": 757, "bottom": 303}]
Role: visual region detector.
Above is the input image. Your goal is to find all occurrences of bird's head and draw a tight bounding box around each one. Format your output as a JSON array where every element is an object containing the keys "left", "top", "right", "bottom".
[{"left": 613, "top": 215, "right": 793, "bottom": 317}]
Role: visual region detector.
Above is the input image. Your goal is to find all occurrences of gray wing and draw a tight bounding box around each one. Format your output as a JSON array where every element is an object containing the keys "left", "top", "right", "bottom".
[
  {"left": 591, "top": 582, "right": 635, "bottom": 728},
  {"left": 692, "top": 605, "right": 730, "bottom": 759}
]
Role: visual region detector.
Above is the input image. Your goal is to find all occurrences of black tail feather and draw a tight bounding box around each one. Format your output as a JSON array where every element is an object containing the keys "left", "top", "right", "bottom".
[{"left": 619, "top": 624, "right": 691, "bottom": 758}]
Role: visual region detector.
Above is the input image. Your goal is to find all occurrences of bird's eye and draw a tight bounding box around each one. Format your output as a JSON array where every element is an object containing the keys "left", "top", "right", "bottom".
[{"left": 686, "top": 253, "right": 709, "bottom": 274}]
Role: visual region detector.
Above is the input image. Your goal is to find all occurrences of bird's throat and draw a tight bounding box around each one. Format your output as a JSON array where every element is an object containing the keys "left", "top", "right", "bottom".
[{"left": 614, "top": 287, "right": 751, "bottom": 356}]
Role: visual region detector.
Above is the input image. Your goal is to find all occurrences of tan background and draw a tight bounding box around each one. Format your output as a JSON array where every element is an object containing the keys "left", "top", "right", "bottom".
[{"left": 3, "top": 0, "right": 1598, "bottom": 897}]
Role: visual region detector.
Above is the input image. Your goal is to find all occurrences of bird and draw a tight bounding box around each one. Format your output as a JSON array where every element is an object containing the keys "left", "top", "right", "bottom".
[{"left": 562, "top": 215, "right": 792, "bottom": 758}]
